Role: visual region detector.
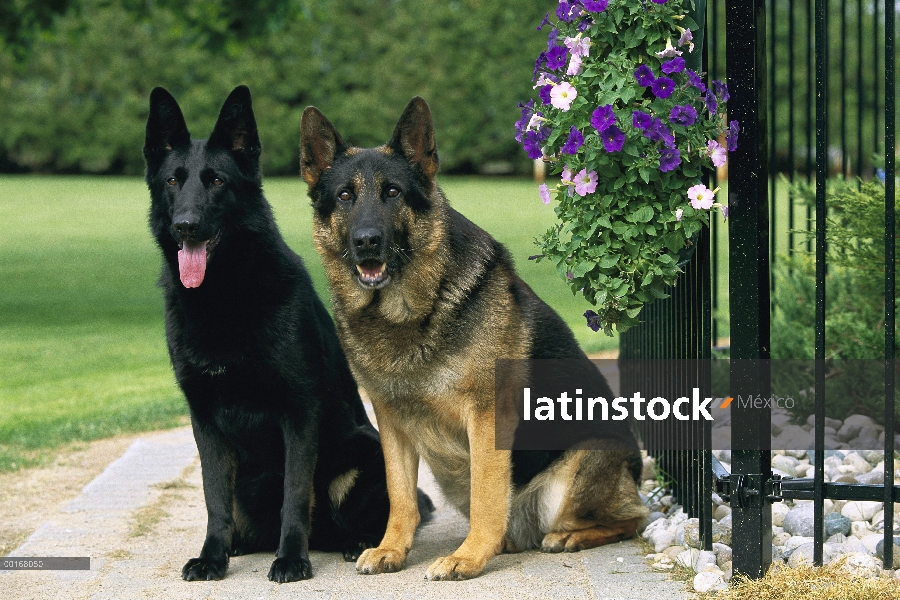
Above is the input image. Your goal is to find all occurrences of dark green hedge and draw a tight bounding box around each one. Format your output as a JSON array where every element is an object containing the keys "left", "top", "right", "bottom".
[{"left": 0, "top": 0, "right": 549, "bottom": 175}]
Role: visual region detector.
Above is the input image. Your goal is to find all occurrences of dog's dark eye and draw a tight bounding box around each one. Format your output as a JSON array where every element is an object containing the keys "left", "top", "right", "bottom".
[
  {"left": 212, "top": 177, "right": 223, "bottom": 186},
  {"left": 167, "top": 177, "right": 178, "bottom": 186},
  {"left": 386, "top": 187, "right": 401, "bottom": 198},
  {"left": 338, "top": 191, "right": 353, "bottom": 203}
]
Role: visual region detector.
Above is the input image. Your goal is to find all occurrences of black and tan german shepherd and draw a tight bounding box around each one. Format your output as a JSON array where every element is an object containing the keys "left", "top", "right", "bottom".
[
  {"left": 300, "top": 97, "right": 648, "bottom": 580},
  {"left": 144, "top": 86, "right": 428, "bottom": 583}
]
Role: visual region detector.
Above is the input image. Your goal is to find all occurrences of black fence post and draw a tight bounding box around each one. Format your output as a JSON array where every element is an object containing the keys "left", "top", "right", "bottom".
[{"left": 725, "top": 0, "right": 771, "bottom": 580}]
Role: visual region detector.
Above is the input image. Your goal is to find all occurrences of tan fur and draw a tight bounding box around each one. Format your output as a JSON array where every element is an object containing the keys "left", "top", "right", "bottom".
[{"left": 300, "top": 98, "right": 647, "bottom": 581}]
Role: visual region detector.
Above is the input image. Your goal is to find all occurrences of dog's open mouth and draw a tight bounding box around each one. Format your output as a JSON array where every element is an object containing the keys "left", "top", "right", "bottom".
[
  {"left": 355, "top": 260, "right": 390, "bottom": 288},
  {"left": 177, "top": 232, "right": 220, "bottom": 288}
]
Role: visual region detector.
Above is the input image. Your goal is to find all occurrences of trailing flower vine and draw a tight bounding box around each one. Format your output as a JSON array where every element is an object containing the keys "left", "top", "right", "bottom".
[{"left": 516, "top": 0, "right": 737, "bottom": 335}]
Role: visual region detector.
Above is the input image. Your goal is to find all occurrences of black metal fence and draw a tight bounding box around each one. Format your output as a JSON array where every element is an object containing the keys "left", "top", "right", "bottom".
[{"left": 621, "top": 0, "right": 897, "bottom": 579}]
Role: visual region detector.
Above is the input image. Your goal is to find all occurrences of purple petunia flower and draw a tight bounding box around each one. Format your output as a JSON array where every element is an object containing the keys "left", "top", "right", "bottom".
[
  {"left": 644, "top": 117, "right": 675, "bottom": 148},
  {"left": 661, "top": 57, "right": 685, "bottom": 75},
  {"left": 632, "top": 110, "right": 653, "bottom": 130},
  {"left": 584, "top": 310, "right": 601, "bottom": 332},
  {"left": 686, "top": 69, "right": 707, "bottom": 93},
  {"left": 659, "top": 147, "right": 681, "bottom": 172},
  {"left": 704, "top": 89, "right": 718, "bottom": 114},
  {"left": 557, "top": 0, "right": 579, "bottom": 22},
  {"left": 727, "top": 120, "right": 740, "bottom": 151},
  {"left": 514, "top": 100, "right": 534, "bottom": 143},
  {"left": 651, "top": 0, "right": 668, "bottom": 3},
  {"left": 539, "top": 85, "right": 553, "bottom": 105},
  {"left": 583, "top": 0, "right": 609, "bottom": 11},
  {"left": 561, "top": 126, "right": 584, "bottom": 155},
  {"left": 591, "top": 104, "right": 616, "bottom": 132},
  {"left": 546, "top": 45, "right": 568, "bottom": 71},
  {"left": 713, "top": 80, "right": 730, "bottom": 102},
  {"left": 523, "top": 131, "right": 543, "bottom": 159},
  {"left": 547, "top": 28, "right": 560, "bottom": 51},
  {"left": 533, "top": 52, "right": 547, "bottom": 81},
  {"left": 651, "top": 76, "right": 676, "bottom": 99},
  {"left": 634, "top": 64, "right": 656, "bottom": 87},
  {"left": 537, "top": 12, "right": 552, "bottom": 31},
  {"left": 669, "top": 104, "right": 697, "bottom": 127},
  {"left": 600, "top": 125, "right": 626, "bottom": 152}
]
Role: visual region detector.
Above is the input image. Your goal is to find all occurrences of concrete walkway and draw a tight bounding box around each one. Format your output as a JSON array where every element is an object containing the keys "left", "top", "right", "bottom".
[{"left": 2, "top": 426, "right": 690, "bottom": 600}]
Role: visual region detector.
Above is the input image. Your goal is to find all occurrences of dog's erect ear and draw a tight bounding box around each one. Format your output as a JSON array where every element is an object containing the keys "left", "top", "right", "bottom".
[
  {"left": 208, "top": 85, "right": 261, "bottom": 159},
  {"left": 388, "top": 97, "right": 439, "bottom": 179},
  {"left": 144, "top": 87, "right": 190, "bottom": 165},
  {"left": 300, "top": 106, "right": 346, "bottom": 187}
]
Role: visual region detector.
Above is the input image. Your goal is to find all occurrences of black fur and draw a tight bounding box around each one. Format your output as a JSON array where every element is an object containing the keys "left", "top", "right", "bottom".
[{"left": 144, "top": 86, "right": 425, "bottom": 583}]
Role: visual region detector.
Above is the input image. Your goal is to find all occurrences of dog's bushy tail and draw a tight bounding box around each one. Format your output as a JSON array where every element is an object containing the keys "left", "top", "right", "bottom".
[{"left": 417, "top": 488, "right": 436, "bottom": 525}]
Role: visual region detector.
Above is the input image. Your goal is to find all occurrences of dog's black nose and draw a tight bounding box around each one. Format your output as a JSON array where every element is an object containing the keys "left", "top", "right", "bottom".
[
  {"left": 353, "top": 228, "right": 382, "bottom": 251},
  {"left": 174, "top": 220, "right": 200, "bottom": 238}
]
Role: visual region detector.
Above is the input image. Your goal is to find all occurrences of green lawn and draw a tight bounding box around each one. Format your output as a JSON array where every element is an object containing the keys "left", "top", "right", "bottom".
[{"left": 0, "top": 174, "right": 614, "bottom": 471}]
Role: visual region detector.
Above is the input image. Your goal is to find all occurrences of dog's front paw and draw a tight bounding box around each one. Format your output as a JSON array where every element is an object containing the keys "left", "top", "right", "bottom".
[
  {"left": 342, "top": 541, "right": 371, "bottom": 562},
  {"left": 267, "top": 556, "right": 313, "bottom": 583},
  {"left": 426, "top": 555, "right": 484, "bottom": 581},
  {"left": 182, "top": 556, "right": 228, "bottom": 581},
  {"left": 356, "top": 547, "right": 406, "bottom": 574}
]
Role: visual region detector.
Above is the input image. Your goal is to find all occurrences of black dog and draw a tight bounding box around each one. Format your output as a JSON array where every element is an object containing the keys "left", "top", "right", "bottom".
[{"left": 144, "top": 86, "right": 424, "bottom": 582}]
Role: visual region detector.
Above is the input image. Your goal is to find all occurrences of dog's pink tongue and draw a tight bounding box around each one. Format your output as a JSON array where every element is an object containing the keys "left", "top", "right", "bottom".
[{"left": 178, "top": 241, "right": 207, "bottom": 288}]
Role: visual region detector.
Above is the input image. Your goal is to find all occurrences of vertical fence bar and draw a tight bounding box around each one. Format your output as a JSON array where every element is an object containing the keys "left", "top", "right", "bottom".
[
  {"left": 857, "top": 0, "right": 865, "bottom": 179},
  {"left": 813, "top": 0, "right": 828, "bottom": 567},
  {"left": 726, "top": 0, "right": 771, "bottom": 579},
  {"left": 883, "top": 0, "right": 896, "bottom": 572},
  {"left": 840, "top": 0, "right": 847, "bottom": 178},
  {"left": 788, "top": 0, "right": 796, "bottom": 254}
]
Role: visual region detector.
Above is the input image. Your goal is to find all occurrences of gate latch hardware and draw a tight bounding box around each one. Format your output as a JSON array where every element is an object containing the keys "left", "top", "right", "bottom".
[{"left": 714, "top": 471, "right": 785, "bottom": 508}]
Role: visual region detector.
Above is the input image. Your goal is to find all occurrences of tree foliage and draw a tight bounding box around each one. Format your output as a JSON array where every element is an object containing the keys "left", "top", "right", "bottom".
[{"left": 0, "top": 0, "right": 549, "bottom": 175}]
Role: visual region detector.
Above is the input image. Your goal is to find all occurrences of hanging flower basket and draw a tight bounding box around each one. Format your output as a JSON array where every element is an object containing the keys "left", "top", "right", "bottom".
[{"left": 516, "top": 0, "right": 738, "bottom": 335}]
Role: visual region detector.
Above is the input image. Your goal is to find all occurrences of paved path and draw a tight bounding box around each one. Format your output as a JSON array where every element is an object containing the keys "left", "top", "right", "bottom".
[{"left": 2, "top": 426, "right": 690, "bottom": 599}]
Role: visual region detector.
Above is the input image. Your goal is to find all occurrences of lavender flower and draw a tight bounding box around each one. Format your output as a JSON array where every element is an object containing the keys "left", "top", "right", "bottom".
[
  {"left": 678, "top": 27, "right": 694, "bottom": 52},
  {"left": 539, "top": 183, "right": 551, "bottom": 205},
  {"left": 574, "top": 168, "right": 599, "bottom": 196},
  {"left": 707, "top": 139, "right": 727, "bottom": 167},
  {"left": 550, "top": 82, "right": 578, "bottom": 111}
]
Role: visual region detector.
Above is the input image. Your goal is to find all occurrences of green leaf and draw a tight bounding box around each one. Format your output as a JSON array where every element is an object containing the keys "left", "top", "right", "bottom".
[
  {"left": 598, "top": 254, "right": 619, "bottom": 269},
  {"left": 632, "top": 205, "right": 654, "bottom": 223},
  {"left": 572, "top": 260, "right": 596, "bottom": 278}
]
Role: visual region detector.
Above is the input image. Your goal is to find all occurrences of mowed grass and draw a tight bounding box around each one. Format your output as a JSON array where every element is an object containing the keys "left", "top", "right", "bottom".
[{"left": 0, "top": 174, "right": 614, "bottom": 471}]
